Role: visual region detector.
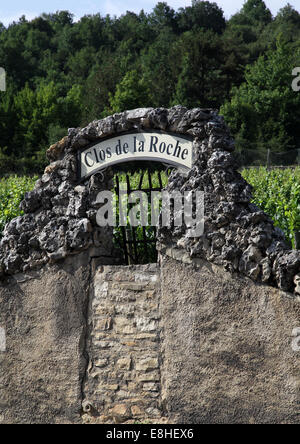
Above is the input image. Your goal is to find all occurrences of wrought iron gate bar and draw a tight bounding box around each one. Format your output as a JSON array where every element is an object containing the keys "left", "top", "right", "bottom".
[
  {"left": 158, "top": 171, "right": 163, "bottom": 189},
  {"left": 138, "top": 171, "right": 144, "bottom": 190},
  {"left": 113, "top": 168, "right": 161, "bottom": 265}
]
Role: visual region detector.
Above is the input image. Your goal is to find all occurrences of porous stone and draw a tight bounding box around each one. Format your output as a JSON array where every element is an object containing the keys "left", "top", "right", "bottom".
[
  {"left": 0, "top": 106, "right": 298, "bottom": 295},
  {"left": 109, "top": 404, "right": 130, "bottom": 421},
  {"left": 293, "top": 274, "right": 300, "bottom": 295},
  {"left": 0, "top": 107, "right": 299, "bottom": 426}
]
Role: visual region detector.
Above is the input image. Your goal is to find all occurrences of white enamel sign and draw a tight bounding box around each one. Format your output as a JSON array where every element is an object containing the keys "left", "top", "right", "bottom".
[{"left": 79, "top": 132, "right": 193, "bottom": 180}]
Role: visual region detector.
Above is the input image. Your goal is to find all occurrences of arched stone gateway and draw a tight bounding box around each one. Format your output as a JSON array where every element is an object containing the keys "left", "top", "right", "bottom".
[{"left": 0, "top": 107, "right": 299, "bottom": 424}]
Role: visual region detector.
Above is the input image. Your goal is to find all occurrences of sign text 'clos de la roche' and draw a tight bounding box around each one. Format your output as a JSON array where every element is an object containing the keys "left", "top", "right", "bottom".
[{"left": 79, "top": 132, "right": 193, "bottom": 180}]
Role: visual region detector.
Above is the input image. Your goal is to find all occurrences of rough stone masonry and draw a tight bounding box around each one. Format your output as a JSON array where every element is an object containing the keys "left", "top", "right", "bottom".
[
  {"left": 0, "top": 106, "right": 299, "bottom": 293},
  {"left": 82, "top": 264, "right": 165, "bottom": 424},
  {"left": 0, "top": 107, "right": 299, "bottom": 424}
]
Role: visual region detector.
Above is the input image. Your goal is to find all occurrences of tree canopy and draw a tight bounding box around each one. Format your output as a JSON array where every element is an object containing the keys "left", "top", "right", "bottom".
[{"left": 0, "top": 0, "right": 299, "bottom": 174}]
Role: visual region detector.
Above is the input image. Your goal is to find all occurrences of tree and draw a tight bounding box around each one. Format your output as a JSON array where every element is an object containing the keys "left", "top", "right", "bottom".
[
  {"left": 106, "top": 69, "right": 151, "bottom": 114},
  {"left": 221, "top": 39, "right": 300, "bottom": 155},
  {"left": 271, "top": 4, "right": 300, "bottom": 43},
  {"left": 177, "top": 1, "right": 226, "bottom": 34},
  {"left": 42, "top": 11, "right": 74, "bottom": 29},
  {"left": 81, "top": 51, "right": 123, "bottom": 123},
  {"left": 242, "top": 0, "right": 272, "bottom": 24},
  {"left": 13, "top": 82, "right": 60, "bottom": 156},
  {"left": 140, "top": 28, "right": 177, "bottom": 107},
  {"left": 66, "top": 47, "right": 97, "bottom": 84},
  {"left": 226, "top": 0, "right": 273, "bottom": 66},
  {"left": 0, "top": 84, "right": 17, "bottom": 155},
  {"left": 172, "top": 30, "right": 225, "bottom": 108},
  {"left": 149, "top": 2, "right": 177, "bottom": 33},
  {"left": 276, "top": 3, "right": 300, "bottom": 25},
  {"left": 230, "top": 0, "right": 272, "bottom": 26}
]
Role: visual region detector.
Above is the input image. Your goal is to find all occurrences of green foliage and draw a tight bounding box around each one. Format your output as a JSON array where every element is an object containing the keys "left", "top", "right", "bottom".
[
  {"left": 221, "top": 38, "right": 300, "bottom": 155},
  {"left": 178, "top": 1, "right": 226, "bottom": 34},
  {"left": 140, "top": 28, "right": 177, "bottom": 107},
  {"left": 242, "top": 167, "right": 300, "bottom": 247},
  {"left": 0, "top": 175, "right": 37, "bottom": 236},
  {"left": 13, "top": 82, "right": 60, "bottom": 156},
  {"left": 106, "top": 69, "right": 151, "bottom": 115},
  {"left": 172, "top": 30, "right": 224, "bottom": 108},
  {"left": 113, "top": 170, "right": 168, "bottom": 263},
  {"left": 0, "top": 1, "right": 300, "bottom": 175},
  {"left": 238, "top": 0, "right": 272, "bottom": 25}
]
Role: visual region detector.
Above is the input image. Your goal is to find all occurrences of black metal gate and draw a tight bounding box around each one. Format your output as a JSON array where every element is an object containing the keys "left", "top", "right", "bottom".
[{"left": 113, "top": 168, "right": 166, "bottom": 264}]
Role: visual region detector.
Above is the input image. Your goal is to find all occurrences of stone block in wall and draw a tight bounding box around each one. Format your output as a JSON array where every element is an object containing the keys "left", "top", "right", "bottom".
[
  {"left": 82, "top": 264, "right": 164, "bottom": 424},
  {"left": 136, "top": 358, "right": 159, "bottom": 372},
  {"left": 116, "top": 357, "right": 132, "bottom": 370}
]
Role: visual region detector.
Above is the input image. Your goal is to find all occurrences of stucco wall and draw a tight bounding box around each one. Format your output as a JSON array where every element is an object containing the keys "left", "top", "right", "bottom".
[
  {"left": 0, "top": 250, "right": 299, "bottom": 424},
  {"left": 159, "top": 252, "right": 300, "bottom": 424},
  {"left": 0, "top": 252, "right": 91, "bottom": 424},
  {"left": 0, "top": 106, "right": 299, "bottom": 424}
]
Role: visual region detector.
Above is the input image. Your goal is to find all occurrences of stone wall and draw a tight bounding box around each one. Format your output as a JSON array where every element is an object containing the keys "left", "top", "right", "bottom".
[
  {"left": 0, "top": 252, "right": 91, "bottom": 424},
  {"left": 82, "top": 264, "right": 164, "bottom": 424},
  {"left": 1, "top": 249, "right": 299, "bottom": 424},
  {"left": 0, "top": 106, "right": 299, "bottom": 295},
  {"left": 159, "top": 252, "right": 300, "bottom": 424},
  {"left": 0, "top": 107, "right": 299, "bottom": 424},
  {"left": 81, "top": 251, "right": 300, "bottom": 425}
]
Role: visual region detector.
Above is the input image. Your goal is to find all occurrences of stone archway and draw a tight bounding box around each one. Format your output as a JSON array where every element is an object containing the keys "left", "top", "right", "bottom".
[
  {"left": 0, "top": 107, "right": 299, "bottom": 424},
  {"left": 1, "top": 106, "right": 299, "bottom": 291}
]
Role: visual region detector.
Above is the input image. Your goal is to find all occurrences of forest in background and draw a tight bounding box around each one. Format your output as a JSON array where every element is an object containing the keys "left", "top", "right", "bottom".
[{"left": 0, "top": 0, "right": 300, "bottom": 175}]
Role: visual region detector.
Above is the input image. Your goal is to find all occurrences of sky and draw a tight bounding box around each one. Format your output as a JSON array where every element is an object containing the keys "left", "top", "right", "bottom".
[{"left": 0, "top": 0, "right": 298, "bottom": 27}]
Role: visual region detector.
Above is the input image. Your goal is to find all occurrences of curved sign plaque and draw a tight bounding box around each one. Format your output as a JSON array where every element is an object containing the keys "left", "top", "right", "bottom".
[{"left": 79, "top": 131, "right": 193, "bottom": 180}]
